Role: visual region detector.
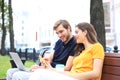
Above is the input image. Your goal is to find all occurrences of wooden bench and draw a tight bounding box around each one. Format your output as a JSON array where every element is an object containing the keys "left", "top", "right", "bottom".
[
  {"left": 0, "top": 53, "right": 120, "bottom": 80},
  {"left": 101, "top": 53, "right": 120, "bottom": 80}
]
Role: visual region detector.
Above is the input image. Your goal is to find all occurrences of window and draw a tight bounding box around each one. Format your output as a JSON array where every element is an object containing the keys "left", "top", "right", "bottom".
[{"left": 103, "top": 2, "right": 111, "bottom": 33}]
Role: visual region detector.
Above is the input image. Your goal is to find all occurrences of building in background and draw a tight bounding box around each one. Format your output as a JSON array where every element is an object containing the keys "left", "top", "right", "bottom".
[
  {"left": 103, "top": 0, "right": 120, "bottom": 50},
  {"left": 3, "top": 0, "right": 120, "bottom": 50},
  {"left": 10, "top": 0, "right": 90, "bottom": 49}
]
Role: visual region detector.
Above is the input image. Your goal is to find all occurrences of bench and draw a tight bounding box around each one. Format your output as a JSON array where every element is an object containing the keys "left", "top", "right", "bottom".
[
  {"left": 0, "top": 52, "right": 120, "bottom": 80},
  {"left": 101, "top": 53, "right": 120, "bottom": 80}
]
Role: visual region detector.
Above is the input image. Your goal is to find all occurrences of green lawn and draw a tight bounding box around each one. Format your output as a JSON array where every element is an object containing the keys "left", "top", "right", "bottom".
[{"left": 0, "top": 55, "right": 36, "bottom": 78}]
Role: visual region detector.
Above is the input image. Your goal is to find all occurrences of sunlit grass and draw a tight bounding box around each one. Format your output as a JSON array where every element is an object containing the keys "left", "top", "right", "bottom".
[
  {"left": 0, "top": 55, "right": 11, "bottom": 78},
  {"left": 0, "top": 55, "right": 36, "bottom": 78}
]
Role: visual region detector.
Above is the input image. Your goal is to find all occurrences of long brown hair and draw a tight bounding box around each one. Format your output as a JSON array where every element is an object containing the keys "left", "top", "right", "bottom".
[{"left": 74, "top": 22, "right": 98, "bottom": 56}]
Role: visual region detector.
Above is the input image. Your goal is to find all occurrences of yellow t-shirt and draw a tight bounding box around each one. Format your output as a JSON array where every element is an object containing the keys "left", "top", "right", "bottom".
[{"left": 70, "top": 43, "right": 105, "bottom": 80}]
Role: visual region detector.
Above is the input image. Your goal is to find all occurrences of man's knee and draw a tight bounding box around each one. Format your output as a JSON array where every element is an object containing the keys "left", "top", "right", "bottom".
[
  {"left": 12, "top": 71, "right": 31, "bottom": 80},
  {"left": 12, "top": 71, "right": 22, "bottom": 80},
  {"left": 6, "top": 68, "right": 18, "bottom": 80},
  {"left": 7, "top": 68, "right": 19, "bottom": 76}
]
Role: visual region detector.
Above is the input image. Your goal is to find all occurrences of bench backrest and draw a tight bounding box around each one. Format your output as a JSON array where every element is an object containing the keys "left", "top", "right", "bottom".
[{"left": 101, "top": 53, "right": 120, "bottom": 80}]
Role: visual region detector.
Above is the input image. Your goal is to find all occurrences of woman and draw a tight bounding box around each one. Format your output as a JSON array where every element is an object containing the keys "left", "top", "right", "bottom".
[{"left": 29, "top": 22, "right": 105, "bottom": 80}]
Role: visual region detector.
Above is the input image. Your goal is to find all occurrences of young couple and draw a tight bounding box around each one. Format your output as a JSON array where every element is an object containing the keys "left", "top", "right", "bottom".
[{"left": 7, "top": 19, "right": 104, "bottom": 80}]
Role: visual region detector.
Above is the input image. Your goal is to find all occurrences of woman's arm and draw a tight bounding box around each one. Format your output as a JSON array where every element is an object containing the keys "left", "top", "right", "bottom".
[
  {"left": 67, "top": 59, "right": 104, "bottom": 80},
  {"left": 43, "top": 50, "right": 54, "bottom": 63},
  {"left": 64, "top": 56, "right": 74, "bottom": 71}
]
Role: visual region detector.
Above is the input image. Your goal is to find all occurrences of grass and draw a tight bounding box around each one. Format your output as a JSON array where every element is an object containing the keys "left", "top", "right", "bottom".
[{"left": 0, "top": 55, "right": 36, "bottom": 78}]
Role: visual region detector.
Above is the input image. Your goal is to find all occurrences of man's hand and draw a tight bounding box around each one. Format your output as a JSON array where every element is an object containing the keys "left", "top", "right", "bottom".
[{"left": 29, "top": 64, "right": 43, "bottom": 71}]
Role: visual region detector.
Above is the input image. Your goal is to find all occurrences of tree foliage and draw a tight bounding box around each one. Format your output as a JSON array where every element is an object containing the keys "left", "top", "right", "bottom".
[{"left": 0, "top": 0, "right": 9, "bottom": 28}]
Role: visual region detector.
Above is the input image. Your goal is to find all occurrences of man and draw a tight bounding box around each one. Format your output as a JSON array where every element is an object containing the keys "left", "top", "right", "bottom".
[{"left": 6, "top": 19, "right": 76, "bottom": 80}]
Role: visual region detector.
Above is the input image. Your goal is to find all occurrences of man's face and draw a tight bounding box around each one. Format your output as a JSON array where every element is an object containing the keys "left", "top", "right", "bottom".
[{"left": 55, "top": 24, "right": 71, "bottom": 43}]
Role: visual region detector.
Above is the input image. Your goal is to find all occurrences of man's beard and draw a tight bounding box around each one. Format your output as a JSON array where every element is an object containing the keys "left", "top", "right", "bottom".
[{"left": 64, "top": 34, "right": 71, "bottom": 44}]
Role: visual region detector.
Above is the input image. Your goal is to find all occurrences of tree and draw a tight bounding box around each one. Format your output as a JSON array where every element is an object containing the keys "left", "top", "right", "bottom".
[
  {"left": 90, "top": 0, "right": 106, "bottom": 49},
  {"left": 0, "top": 0, "right": 14, "bottom": 55},
  {"left": 0, "top": 0, "right": 6, "bottom": 55},
  {"left": 8, "top": 0, "right": 15, "bottom": 52}
]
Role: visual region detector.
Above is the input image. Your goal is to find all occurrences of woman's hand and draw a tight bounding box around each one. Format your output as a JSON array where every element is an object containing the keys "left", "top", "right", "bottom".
[{"left": 40, "top": 57, "right": 51, "bottom": 68}]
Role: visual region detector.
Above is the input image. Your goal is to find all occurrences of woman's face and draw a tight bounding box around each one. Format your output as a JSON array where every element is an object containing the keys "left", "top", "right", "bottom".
[{"left": 75, "top": 27, "right": 86, "bottom": 43}]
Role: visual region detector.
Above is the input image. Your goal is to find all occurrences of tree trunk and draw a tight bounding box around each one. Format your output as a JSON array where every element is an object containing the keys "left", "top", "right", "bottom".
[
  {"left": 8, "top": 0, "right": 15, "bottom": 52},
  {"left": 1, "top": 0, "right": 6, "bottom": 55},
  {"left": 90, "top": 0, "right": 106, "bottom": 49}
]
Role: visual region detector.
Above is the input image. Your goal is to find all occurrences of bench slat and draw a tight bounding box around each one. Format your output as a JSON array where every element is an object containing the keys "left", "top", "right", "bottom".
[
  {"left": 105, "top": 53, "right": 120, "bottom": 58},
  {"left": 104, "top": 57, "right": 120, "bottom": 66},
  {"left": 102, "top": 53, "right": 120, "bottom": 80},
  {"left": 102, "top": 65, "right": 120, "bottom": 75},
  {"left": 102, "top": 73, "right": 120, "bottom": 80}
]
